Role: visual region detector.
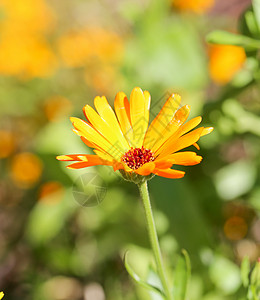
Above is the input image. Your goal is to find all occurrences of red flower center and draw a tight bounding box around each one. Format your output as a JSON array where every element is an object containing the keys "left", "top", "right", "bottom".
[{"left": 122, "top": 147, "right": 155, "bottom": 170}]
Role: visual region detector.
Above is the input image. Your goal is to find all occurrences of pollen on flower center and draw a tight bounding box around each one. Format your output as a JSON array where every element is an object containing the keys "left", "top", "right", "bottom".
[{"left": 122, "top": 147, "right": 155, "bottom": 170}]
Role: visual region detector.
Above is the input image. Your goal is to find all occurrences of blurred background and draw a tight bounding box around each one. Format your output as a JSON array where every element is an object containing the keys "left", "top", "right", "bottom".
[{"left": 0, "top": 0, "right": 259, "bottom": 299}]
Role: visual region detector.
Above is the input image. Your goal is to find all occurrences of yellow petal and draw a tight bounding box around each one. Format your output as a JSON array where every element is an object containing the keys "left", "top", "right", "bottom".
[
  {"left": 144, "top": 93, "right": 181, "bottom": 150},
  {"left": 152, "top": 104, "right": 190, "bottom": 153},
  {"left": 70, "top": 117, "right": 122, "bottom": 160},
  {"left": 94, "top": 96, "right": 124, "bottom": 134},
  {"left": 114, "top": 91, "right": 134, "bottom": 145},
  {"left": 56, "top": 155, "right": 73, "bottom": 161},
  {"left": 201, "top": 127, "right": 214, "bottom": 136},
  {"left": 83, "top": 104, "right": 129, "bottom": 152},
  {"left": 94, "top": 149, "right": 114, "bottom": 162},
  {"left": 154, "top": 115, "right": 201, "bottom": 155},
  {"left": 130, "top": 87, "right": 150, "bottom": 148},
  {"left": 179, "top": 116, "right": 202, "bottom": 136}
]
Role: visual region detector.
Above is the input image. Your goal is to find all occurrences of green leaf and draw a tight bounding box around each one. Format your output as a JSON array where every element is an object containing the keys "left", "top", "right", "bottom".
[
  {"left": 245, "top": 10, "right": 260, "bottom": 37},
  {"left": 241, "top": 256, "right": 250, "bottom": 287},
  {"left": 206, "top": 30, "right": 260, "bottom": 50},
  {"left": 173, "top": 249, "right": 191, "bottom": 300},
  {"left": 252, "top": 0, "right": 260, "bottom": 31},
  {"left": 124, "top": 252, "right": 166, "bottom": 298}
]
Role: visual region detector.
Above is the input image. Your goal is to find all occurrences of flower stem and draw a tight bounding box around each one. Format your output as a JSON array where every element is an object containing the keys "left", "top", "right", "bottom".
[{"left": 138, "top": 181, "right": 173, "bottom": 300}]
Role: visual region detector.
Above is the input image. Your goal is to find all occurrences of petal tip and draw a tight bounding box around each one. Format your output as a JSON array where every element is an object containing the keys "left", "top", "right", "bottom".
[{"left": 56, "top": 155, "right": 70, "bottom": 161}]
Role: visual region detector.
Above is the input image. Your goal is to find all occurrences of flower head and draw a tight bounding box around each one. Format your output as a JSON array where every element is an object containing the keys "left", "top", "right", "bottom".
[
  {"left": 173, "top": 0, "right": 214, "bottom": 14},
  {"left": 0, "top": 291, "right": 4, "bottom": 299},
  {"left": 57, "top": 87, "right": 213, "bottom": 181},
  {"left": 209, "top": 44, "right": 246, "bottom": 84}
]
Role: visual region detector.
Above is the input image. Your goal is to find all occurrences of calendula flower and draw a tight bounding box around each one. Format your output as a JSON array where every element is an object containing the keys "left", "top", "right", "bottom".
[
  {"left": 57, "top": 87, "right": 213, "bottom": 182},
  {"left": 209, "top": 44, "right": 246, "bottom": 84},
  {"left": 173, "top": 0, "right": 214, "bottom": 14},
  {"left": 0, "top": 291, "right": 4, "bottom": 299},
  {"left": 10, "top": 152, "right": 43, "bottom": 188}
]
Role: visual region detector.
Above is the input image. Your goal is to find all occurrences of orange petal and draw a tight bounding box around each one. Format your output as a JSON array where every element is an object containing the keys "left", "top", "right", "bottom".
[
  {"left": 112, "top": 161, "right": 125, "bottom": 171},
  {"left": 66, "top": 155, "right": 111, "bottom": 169},
  {"left": 135, "top": 162, "right": 155, "bottom": 176},
  {"left": 167, "top": 151, "right": 202, "bottom": 166},
  {"left": 154, "top": 159, "right": 173, "bottom": 169},
  {"left": 154, "top": 168, "right": 185, "bottom": 179},
  {"left": 157, "top": 127, "right": 204, "bottom": 158},
  {"left": 80, "top": 136, "right": 98, "bottom": 149},
  {"left": 67, "top": 162, "right": 92, "bottom": 169},
  {"left": 193, "top": 142, "right": 200, "bottom": 150},
  {"left": 143, "top": 93, "right": 181, "bottom": 150},
  {"left": 130, "top": 87, "right": 150, "bottom": 148}
]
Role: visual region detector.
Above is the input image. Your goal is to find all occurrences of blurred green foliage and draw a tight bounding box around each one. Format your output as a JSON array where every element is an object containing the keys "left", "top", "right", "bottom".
[{"left": 0, "top": 0, "right": 260, "bottom": 300}]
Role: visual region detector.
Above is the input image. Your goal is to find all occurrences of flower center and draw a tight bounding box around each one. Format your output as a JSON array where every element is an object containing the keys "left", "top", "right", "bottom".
[{"left": 122, "top": 147, "right": 155, "bottom": 170}]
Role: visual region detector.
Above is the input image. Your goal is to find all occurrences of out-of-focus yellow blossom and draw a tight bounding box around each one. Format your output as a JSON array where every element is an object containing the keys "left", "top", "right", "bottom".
[
  {"left": 173, "top": 0, "right": 214, "bottom": 14},
  {"left": 0, "top": 0, "right": 55, "bottom": 34},
  {"left": 44, "top": 96, "right": 72, "bottom": 122},
  {"left": 0, "top": 32, "right": 57, "bottom": 78},
  {"left": 0, "top": 130, "right": 16, "bottom": 158},
  {"left": 10, "top": 152, "right": 43, "bottom": 188},
  {"left": 58, "top": 27, "right": 123, "bottom": 93},
  {"left": 209, "top": 44, "right": 246, "bottom": 84},
  {"left": 0, "top": 0, "right": 57, "bottom": 78},
  {"left": 0, "top": 291, "right": 4, "bottom": 299},
  {"left": 57, "top": 27, "right": 123, "bottom": 68}
]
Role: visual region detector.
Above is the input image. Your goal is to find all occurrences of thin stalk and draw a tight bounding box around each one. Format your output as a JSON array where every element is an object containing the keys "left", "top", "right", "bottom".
[{"left": 138, "top": 181, "right": 173, "bottom": 300}]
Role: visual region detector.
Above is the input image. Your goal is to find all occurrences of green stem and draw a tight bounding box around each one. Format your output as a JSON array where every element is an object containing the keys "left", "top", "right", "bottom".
[{"left": 138, "top": 180, "right": 173, "bottom": 300}]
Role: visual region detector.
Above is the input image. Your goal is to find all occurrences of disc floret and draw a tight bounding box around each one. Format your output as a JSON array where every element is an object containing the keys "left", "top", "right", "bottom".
[{"left": 122, "top": 146, "right": 155, "bottom": 170}]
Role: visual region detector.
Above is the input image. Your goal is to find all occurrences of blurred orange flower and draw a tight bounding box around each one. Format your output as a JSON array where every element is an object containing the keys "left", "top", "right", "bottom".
[
  {"left": 0, "top": 33, "right": 57, "bottom": 78},
  {"left": 0, "top": 0, "right": 55, "bottom": 34},
  {"left": 224, "top": 216, "right": 248, "bottom": 241},
  {"left": 0, "top": 130, "right": 16, "bottom": 158},
  {"left": 173, "top": 0, "right": 214, "bottom": 14},
  {"left": 209, "top": 44, "right": 246, "bottom": 84},
  {"left": 0, "top": 0, "right": 57, "bottom": 78},
  {"left": 44, "top": 96, "right": 72, "bottom": 122},
  {"left": 57, "top": 27, "right": 123, "bottom": 68},
  {"left": 38, "top": 181, "right": 64, "bottom": 203},
  {"left": 58, "top": 26, "right": 123, "bottom": 93},
  {"left": 10, "top": 152, "right": 43, "bottom": 188}
]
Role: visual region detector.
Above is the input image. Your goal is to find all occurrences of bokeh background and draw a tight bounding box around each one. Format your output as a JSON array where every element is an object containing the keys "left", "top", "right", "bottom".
[{"left": 0, "top": 0, "right": 259, "bottom": 299}]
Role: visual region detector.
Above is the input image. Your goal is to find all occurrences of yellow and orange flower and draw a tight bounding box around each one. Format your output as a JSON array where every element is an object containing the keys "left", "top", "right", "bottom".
[
  {"left": 209, "top": 44, "right": 246, "bottom": 84},
  {"left": 173, "top": 0, "right": 214, "bottom": 14},
  {"left": 57, "top": 87, "right": 213, "bottom": 180}
]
